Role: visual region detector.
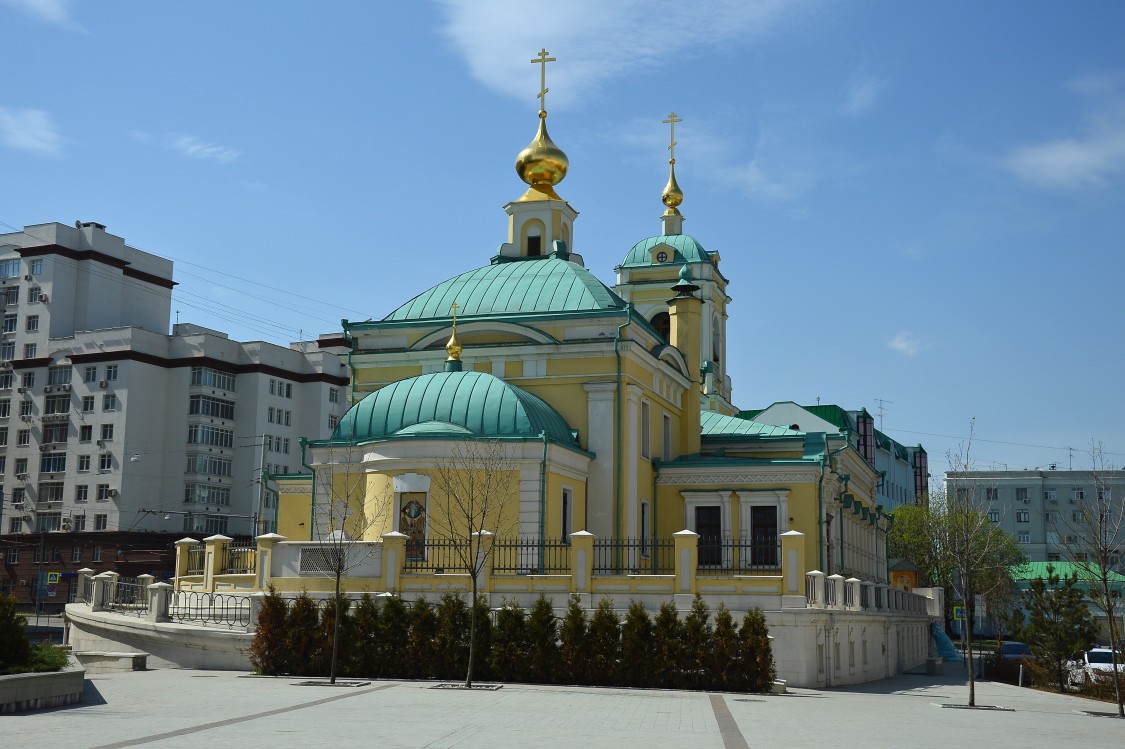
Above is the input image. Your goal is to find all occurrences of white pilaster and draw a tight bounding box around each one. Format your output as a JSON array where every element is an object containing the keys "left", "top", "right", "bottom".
[{"left": 583, "top": 381, "right": 616, "bottom": 538}]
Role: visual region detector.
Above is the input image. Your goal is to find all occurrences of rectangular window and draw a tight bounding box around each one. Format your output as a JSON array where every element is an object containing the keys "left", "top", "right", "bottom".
[
  {"left": 185, "top": 454, "right": 232, "bottom": 477},
  {"left": 100, "top": 423, "right": 114, "bottom": 441},
  {"left": 102, "top": 393, "right": 118, "bottom": 410},
  {"left": 561, "top": 487, "right": 572, "bottom": 541},
  {"left": 329, "top": 388, "right": 339, "bottom": 404},
  {"left": 39, "top": 452, "right": 66, "bottom": 472},
  {"left": 1044, "top": 488, "right": 1057, "bottom": 502},
  {"left": 985, "top": 488, "right": 999, "bottom": 502},
  {"left": 21, "top": 371, "right": 33, "bottom": 388},
  {"left": 17, "top": 429, "right": 29, "bottom": 446},
  {"left": 268, "top": 406, "right": 274, "bottom": 423},
  {"left": 8, "top": 519, "right": 19, "bottom": 536},
  {"left": 1098, "top": 488, "right": 1113, "bottom": 502},
  {"left": 188, "top": 395, "right": 235, "bottom": 420},
  {"left": 0, "top": 372, "right": 11, "bottom": 389},
  {"left": 105, "top": 364, "right": 118, "bottom": 381},
  {"left": 79, "top": 425, "right": 92, "bottom": 442},
  {"left": 1072, "top": 488, "right": 1085, "bottom": 501},
  {"left": 0, "top": 259, "right": 19, "bottom": 278},
  {"left": 1018, "top": 531, "right": 1030, "bottom": 544},
  {"left": 184, "top": 483, "right": 232, "bottom": 505},
  {"left": 23, "top": 343, "right": 37, "bottom": 359},
  {"left": 30, "top": 259, "right": 42, "bottom": 275},
  {"left": 44, "top": 394, "right": 69, "bottom": 414},
  {"left": 1073, "top": 510, "right": 1083, "bottom": 522},
  {"left": 98, "top": 453, "right": 112, "bottom": 471},
  {"left": 6, "top": 546, "right": 18, "bottom": 562},
  {"left": 1047, "top": 552, "right": 1061, "bottom": 562},
  {"left": 84, "top": 366, "right": 97, "bottom": 383},
  {"left": 15, "top": 457, "right": 27, "bottom": 474},
  {"left": 0, "top": 398, "right": 9, "bottom": 417},
  {"left": 92, "top": 546, "right": 102, "bottom": 562},
  {"left": 1047, "top": 531, "right": 1060, "bottom": 544},
  {"left": 0, "top": 342, "right": 12, "bottom": 361},
  {"left": 1016, "top": 510, "right": 1029, "bottom": 523},
  {"left": 328, "top": 414, "right": 338, "bottom": 430},
  {"left": 25, "top": 315, "right": 39, "bottom": 333},
  {"left": 1015, "top": 488, "right": 1028, "bottom": 502},
  {"left": 36, "top": 511, "right": 62, "bottom": 532},
  {"left": 42, "top": 422, "right": 68, "bottom": 443},
  {"left": 285, "top": 383, "right": 292, "bottom": 398},
  {"left": 283, "top": 438, "right": 290, "bottom": 454},
  {"left": 12, "top": 488, "right": 25, "bottom": 506},
  {"left": 285, "top": 410, "right": 291, "bottom": 426},
  {"left": 72, "top": 546, "right": 81, "bottom": 563},
  {"left": 94, "top": 514, "right": 108, "bottom": 531},
  {"left": 0, "top": 455, "right": 5, "bottom": 474},
  {"left": 78, "top": 454, "right": 91, "bottom": 472},
  {"left": 2, "top": 287, "right": 16, "bottom": 306},
  {"left": 640, "top": 401, "right": 650, "bottom": 460},
  {"left": 1044, "top": 511, "right": 1055, "bottom": 523},
  {"left": 96, "top": 484, "right": 111, "bottom": 501},
  {"left": 2, "top": 314, "right": 15, "bottom": 333},
  {"left": 81, "top": 395, "right": 94, "bottom": 412},
  {"left": 190, "top": 366, "right": 236, "bottom": 391},
  {"left": 186, "top": 424, "right": 234, "bottom": 448},
  {"left": 75, "top": 484, "right": 89, "bottom": 502},
  {"left": 662, "top": 413, "right": 672, "bottom": 462},
  {"left": 72, "top": 515, "right": 85, "bottom": 532},
  {"left": 38, "top": 482, "right": 64, "bottom": 501},
  {"left": 19, "top": 400, "right": 32, "bottom": 416},
  {"left": 269, "top": 378, "right": 276, "bottom": 395},
  {"left": 26, "top": 287, "right": 39, "bottom": 304},
  {"left": 987, "top": 510, "right": 1000, "bottom": 522},
  {"left": 640, "top": 500, "right": 650, "bottom": 557}
]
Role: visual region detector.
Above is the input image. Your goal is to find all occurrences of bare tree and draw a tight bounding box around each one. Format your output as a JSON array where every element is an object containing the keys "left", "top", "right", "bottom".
[
  {"left": 1050, "top": 441, "right": 1124, "bottom": 716},
  {"left": 308, "top": 444, "right": 391, "bottom": 684},
  {"left": 428, "top": 438, "right": 520, "bottom": 688}
]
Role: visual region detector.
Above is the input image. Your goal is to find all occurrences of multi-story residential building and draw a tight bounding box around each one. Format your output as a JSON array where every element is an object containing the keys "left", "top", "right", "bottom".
[
  {"left": 945, "top": 468, "right": 1125, "bottom": 565},
  {"left": 0, "top": 221, "right": 349, "bottom": 546}
]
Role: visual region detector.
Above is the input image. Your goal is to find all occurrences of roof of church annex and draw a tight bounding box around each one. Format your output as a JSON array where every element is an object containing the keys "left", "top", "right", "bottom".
[
  {"left": 617, "top": 233, "right": 716, "bottom": 271},
  {"left": 700, "top": 410, "right": 803, "bottom": 438},
  {"left": 324, "top": 370, "right": 580, "bottom": 447},
  {"left": 382, "top": 255, "right": 627, "bottom": 323}
]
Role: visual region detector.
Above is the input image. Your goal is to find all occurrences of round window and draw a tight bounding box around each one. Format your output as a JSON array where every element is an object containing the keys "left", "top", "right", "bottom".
[{"left": 656, "top": 251, "right": 668, "bottom": 263}]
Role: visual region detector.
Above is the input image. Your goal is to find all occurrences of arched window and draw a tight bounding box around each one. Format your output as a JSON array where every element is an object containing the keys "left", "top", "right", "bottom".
[
  {"left": 650, "top": 311, "right": 670, "bottom": 342},
  {"left": 523, "top": 219, "right": 546, "bottom": 257},
  {"left": 711, "top": 313, "right": 721, "bottom": 363}
]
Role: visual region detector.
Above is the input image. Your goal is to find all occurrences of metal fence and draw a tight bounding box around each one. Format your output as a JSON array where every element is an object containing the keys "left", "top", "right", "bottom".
[
  {"left": 695, "top": 538, "right": 782, "bottom": 575},
  {"left": 99, "top": 577, "right": 149, "bottom": 617},
  {"left": 79, "top": 574, "right": 94, "bottom": 603},
  {"left": 403, "top": 539, "right": 471, "bottom": 574},
  {"left": 168, "top": 590, "right": 251, "bottom": 629},
  {"left": 185, "top": 543, "right": 205, "bottom": 575},
  {"left": 592, "top": 537, "right": 675, "bottom": 575},
  {"left": 221, "top": 539, "right": 257, "bottom": 574},
  {"left": 492, "top": 537, "right": 570, "bottom": 574}
]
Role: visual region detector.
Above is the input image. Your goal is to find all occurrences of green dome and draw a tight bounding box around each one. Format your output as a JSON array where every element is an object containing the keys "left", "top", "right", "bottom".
[
  {"left": 385, "top": 256, "right": 625, "bottom": 321},
  {"left": 618, "top": 234, "right": 714, "bottom": 270},
  {"left": 332, "top": 370, "right": 578, "bottom": 445}
]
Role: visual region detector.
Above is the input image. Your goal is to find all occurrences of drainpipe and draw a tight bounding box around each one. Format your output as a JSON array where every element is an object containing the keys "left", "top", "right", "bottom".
[
  {"left": 538, "top": 430, "right": 548, "bottom": 570},
  {"left": 651, "top": 458, "right": 660, "bottom": 574},
  {"left": 613, "top": 305, "right": 632, "bottom": 569},
  {"left": 300, "top": 437, "right": 315, "bottom": 541}
]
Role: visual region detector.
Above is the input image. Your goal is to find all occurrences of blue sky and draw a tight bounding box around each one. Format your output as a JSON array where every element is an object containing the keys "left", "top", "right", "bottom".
[{"left": 2, "top": 0, "right": 1123, "bottom": 478}]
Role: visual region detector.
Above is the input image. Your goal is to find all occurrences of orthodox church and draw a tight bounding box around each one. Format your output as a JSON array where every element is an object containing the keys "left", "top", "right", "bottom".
[{"left": 275, "top": 57, "right": 894, "bottom": 589}]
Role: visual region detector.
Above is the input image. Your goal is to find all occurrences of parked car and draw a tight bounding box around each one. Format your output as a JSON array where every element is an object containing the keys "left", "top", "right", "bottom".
[
  {"left": 999, "top": 641, "right": 1033, "bottom": 662},
  {"left": 1068, "top": 648, "right": 1122, "bottom": 686}
]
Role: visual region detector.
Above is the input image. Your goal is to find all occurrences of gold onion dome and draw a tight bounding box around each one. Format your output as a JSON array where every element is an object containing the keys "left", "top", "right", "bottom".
[
  {"left": 662, "top": 161, "right": 684, "bottom": 215},
  {"left": 445, "top": 328, "right": 462, "bottom": 362},
  {"left": 515, "top": 114, "right": 569, "bottom": 199}
]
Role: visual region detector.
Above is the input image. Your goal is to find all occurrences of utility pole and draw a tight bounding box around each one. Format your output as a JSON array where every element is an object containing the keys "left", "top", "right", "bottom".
[{"left": 874, "top": 398, "right": 893, "bottom": 431}]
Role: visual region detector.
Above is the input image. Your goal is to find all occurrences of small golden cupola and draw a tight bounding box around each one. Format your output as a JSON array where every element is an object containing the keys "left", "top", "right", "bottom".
[
  {"left": 499, "top": 49, "right": 582, "bottom": 265},
  {"left": 660, "top": 111, "right": 685, "bottom": 236},
  {"left": 445, "top": 302, "right": 463, "bottom": 372}
]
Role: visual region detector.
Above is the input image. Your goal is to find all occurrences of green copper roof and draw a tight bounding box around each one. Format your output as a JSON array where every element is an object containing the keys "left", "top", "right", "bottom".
[
  {"left": 385, "top": 257, "right": 625, "bottom": 321},
  {"left": 701, "top": 410, "right": 803, "bottom": 437},
  {"left": 1011, "top": 562, "right": 1125, "bottom": 586},
  {"left": 331, "top": 370, "right": 578, "bottom": 445},
  {"left": 618, "top": 234, "right": 714, "bottom": 269}
]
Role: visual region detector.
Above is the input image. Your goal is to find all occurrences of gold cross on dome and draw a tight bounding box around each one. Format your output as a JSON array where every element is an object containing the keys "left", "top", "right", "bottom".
[
  {"left": 662, "top": 111, "right": 682, "bottom": 163},
  {"left": 531, "top": 48, "right": 556, "bottom": 113},
  {"left": 450, "top": 301, "right": 459, "bottom": 323}
]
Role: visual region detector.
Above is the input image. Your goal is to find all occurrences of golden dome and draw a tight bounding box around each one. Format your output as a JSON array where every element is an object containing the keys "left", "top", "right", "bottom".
[
  {"left": 445, "top": 328, "right": 462, "bottom": 362},
  {"left": 662, "top": 160, "right": 683, "bottom": 215},
  {"left": 515, "top": 114, "right": 569, "bottom": 194}
]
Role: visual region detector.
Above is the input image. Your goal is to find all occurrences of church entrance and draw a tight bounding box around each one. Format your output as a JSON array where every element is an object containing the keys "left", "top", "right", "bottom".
[
  {"left": 399, "top": 492, "right": 427, "bottom": 560},
  {"left": 695, "top": 505, "right": 722, "bottom": 566}
]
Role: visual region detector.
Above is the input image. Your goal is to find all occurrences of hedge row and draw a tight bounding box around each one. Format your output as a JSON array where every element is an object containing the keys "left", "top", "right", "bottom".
[{"left": 249, "top": 587, "right": 776, "bottom": 692}]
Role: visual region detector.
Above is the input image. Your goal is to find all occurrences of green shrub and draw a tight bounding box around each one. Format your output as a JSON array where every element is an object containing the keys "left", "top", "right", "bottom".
[
  {"left": 737, "top": 608, "right": 776, "bottom": 692},
  {"left": 709, "top": 604, "right": 740, "bottom": 691},
  {"left": 525, "top": 594, "right": 559, "bottom": 683},
  {"left": 408, "top": 596, "right": 438, "bottom": 679},
  {"left": 587, "top": 597, "right": 621, "bottom": 686},
  {"left": 652, "top": 601, "right": 684, "bottom": 688},
  {"left": 319, "top": 593, "right": 353, "bottom": 678},
  {"left": 559, "top": 594, "right": 588, "bottom": 684},
  {"left": 286, "top": 591, "right": 322, "bottom": 676},
  {"left": 0, "top": 594, "right": 30, "bottom": 672},
  {"left": 490, "top": 600, "right": 529, "bottom": 682},
  {"left": 26, "top": 643, "right": 69, "bottom": 673},
  {"left": 682, "top": 595, "right": 712, "bottom": 690},
  {"left": 348, "top": 593, "right": 381, "bottom": 678},
  {"left": 435, "top": 593, "right": 470, "bottom": 680},
  {"left": 378, "top": 594, "right": 411, "bottom": 678},
  {"left": 620, "top": 600, "right": 654, "bottom": 687},
  {"left": 248, "top": 585, "right": 290, "bottom": 675}
]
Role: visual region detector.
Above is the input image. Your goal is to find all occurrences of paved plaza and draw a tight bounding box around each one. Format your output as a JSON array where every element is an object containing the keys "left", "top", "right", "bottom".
[{"left": 7, "top": 667, "right": 1123, "bottom": 748}]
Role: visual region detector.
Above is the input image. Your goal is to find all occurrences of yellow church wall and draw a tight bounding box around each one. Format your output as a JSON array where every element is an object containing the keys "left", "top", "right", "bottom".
[
  {"left": 543, "top": 470, "right": 587, "bottom": 540},
  {"left": 275, "top": 479, "right": 313, "bottom": 540}
]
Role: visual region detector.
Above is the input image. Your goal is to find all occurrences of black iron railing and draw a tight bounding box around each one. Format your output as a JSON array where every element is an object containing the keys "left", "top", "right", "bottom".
[
  {"left": 592, "top": 537, "right": 675, "bottom": 575},
  {"left": 695, "top": 538, "right": 781, "bottom": 575},
  {"left": 403, "top": 538, "right": 471, "bottom": 574},
  {"left": 221, "top": 539, "right": 257, "bottom": 574},
  {"left": 100, "top": 577, "right": 149, "bottom": 617},
  {"left": 492, "top": 537, "right": 570, "bottom": 574},
  {"left": 169, "top": 590, "right": 251, "bottom": 629},
  {"left": 185, "top": 544, "right": 205, "bottom": 575}
]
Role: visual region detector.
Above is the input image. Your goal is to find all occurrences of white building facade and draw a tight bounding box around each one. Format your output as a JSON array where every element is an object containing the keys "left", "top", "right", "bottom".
[{"left": 0, "top": 222, "right": 348, "bottom": 539}]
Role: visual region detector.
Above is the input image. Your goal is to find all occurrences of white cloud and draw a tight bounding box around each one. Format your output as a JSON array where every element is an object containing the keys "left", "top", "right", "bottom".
[
  {"left": 888, "top": 331, "right": 921, "bottom": 356},
  {"left": 0, "top": 106, "right": 63, "bottom": 155},
  {"left": 1004, "top": 74, "right": 1125, "bottom": 190},
  {"left": 127, "top": 129, "right": 153, "bottom": 144},
  {"left": 168, "top": 135, "right": 240, "bottom": 164},
  {"left": 1, "top": 0, "right": 83, "bottom": 30},
  {"left": 436, "top": 0, "right": 801, "bottom": 108},
  {"left": 841, "top": 74, "right": 887, "bottom": 117}
]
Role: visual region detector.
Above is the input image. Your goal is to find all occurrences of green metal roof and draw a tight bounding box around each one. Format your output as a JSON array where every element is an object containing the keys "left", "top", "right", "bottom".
[
  {"left": 701, "top": 410, "right": 803, "bottom": 437},
  {"left": 331, "top": 370, "right": 578, "bottom": 445},
  {"left": 1011, "top": 562, "right": 1125, "bottom": 586},
  {"left": 385, "top": 256, "right": 625, "bottom": 321},
  {"left": 618, "top": 234, "right": 715, "bottom": 270}
]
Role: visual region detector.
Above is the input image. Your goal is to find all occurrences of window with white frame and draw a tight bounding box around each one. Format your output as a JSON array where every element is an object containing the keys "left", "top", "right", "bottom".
[
  {"left": 662, "top": 413, "right": 672, "bottom": 462},
  {"left": 561, "top": 486, "right": 573, "bottom": 542},
  {"left": 640, "top": 401, "right": 650, "bottom": 460},
  {"left": 103, "top": 394, "right": 117, "bottom": 410},
  {"left": 92, "top": 546, "right": 102, "bottom": 562},
  {"left": 98, "top": 453, "right": 112, "bottom": 471},
  {"left": 94, "top": 514, "right": 108, "bottom": 531},
  {"left": 72, "top": 515, "right": 85, "bottom": 532},
  {"left": 96, "top": 484, "right": 111, "bottom": 501},
  {"left": 78, "top": 454, "right": 91, "bottom": 472},
  {"left": 987, "top": 510, "right": 1000, "bottom": 522},
  {"left": 105, "top": 364, "right": 118, "bottom": 381},
  {"left": 84, "top": 366, "right": 97, "bottom": 383},
  {"left": 1016, "top": 510, "right": 1029, "bottom": 523},
  {"left": 1018, "top": 531, "right": 1030, "bottom": 543},
  {"left": 75, "top": 484, "right": 89, "bottom": 503}
]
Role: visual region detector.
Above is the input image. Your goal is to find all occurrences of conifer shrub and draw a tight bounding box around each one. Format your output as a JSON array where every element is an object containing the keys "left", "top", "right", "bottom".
[
  {"left": 435, "top": 592, "right": 471, "bottom": 680},
  {"left": 0, "top": 593, "right": 31, "bottom": 672},
  {"left": 248, "top": 585, "right": 290, "bottom": 675},
  {"left": 709, "top": 603, "right": 740, "bottom": 691},
  {"left": 559, "top": 594, "right": 589, "bottom": 684},
  {"left": 620, "top": 600, "right": 654, "bottom": 687},
  {"left": 652, "top": 601, "right": 685, "bottom": 689},
  {"left": 407, "top": 595, "right": 438, "bottom": 679},
  {"left": 682, "top": 594, "right": 712, "bottom": 690},
  {"left": 348, "top": 593, "right": 381, "bottom": 678},
  {"left": 318, "top": 593, "right": 354, "bottom": 677},
  {"left": 377, "top": 594, "right": 411, "bottom": 678},
  {"left": 587, "top": 597, "right": 622, "bottom": 686},
  {"left": 737, "top": 608, "right": 776, "bottom": 692},
  {"left": 526, "top": 594, "right": 560, "bottom": 683},
  {"left": 470, "top": 594, "right": 494, "bottom": 681},
  {"left": 286, "top": 591, "right": 322, "bottom": 676},
  {"left": 490, "top": 599, "right": 529, "bottom": 682}
]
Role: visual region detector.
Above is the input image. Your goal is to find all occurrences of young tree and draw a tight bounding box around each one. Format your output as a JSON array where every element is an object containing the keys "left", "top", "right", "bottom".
[
  {"left": 428, "top": 438, "right": 520, "bottom": 687},
  {"left": 682, "top": 594, "right": 712, "bottom": 690},
  {"left": 407, "top": 595, "right": 438, "bottom": 680},
  {"left": 307, "top": 444, "right": 391, "bottom": 684},
  {"left": 559, "top": 594, "right": 589, "bottom": 685},
  {"left": 709, "top": 603, "right": 740, "bottom": 691},
  {"left": 620, "top": 600, "right": 654, "bottom": 687},
  {"left": 587, "top": 597, "right": 621, "bottom": 686},
  {"left": 490, "top": 599, "right": 529, "bottom": 682},
  {"left": 737, "top": 608, "right": 776, "bottom": 693},
  {"left": 1050, "top": 442, "right": 1125, "bottom": 716},
  {"left": 248, "top": 585, "right": 290, "bottom": 675},
  {"left": 1022, "top": 565, "right": 1098, "bottom": 692},
  {"left": 652, "top": 601, "right": 685, "bottom": 688},
  {"left": 525, "top": 594, "right": 560, "bottom": 683}
]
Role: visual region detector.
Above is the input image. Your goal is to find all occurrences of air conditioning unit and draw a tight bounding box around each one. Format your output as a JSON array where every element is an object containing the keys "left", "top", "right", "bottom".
[
  {"left": 16, "top": 387, "right": 24, "bottom": 393},
  {"left": 20, "top": 415, "right": 32, "bottom": 422},
  {"left": 1022, "top": 498, "right": 1030, "bottom": 504},
  {"left": 0, "top": 361, "right": 10, "bottom": 370},
  {"left": 38, "top": 294, "right": 48, "bottom": 303},
  {"left": 15, "top": 472, "right": 28, "bottom": 479},
  {"left": 60, "top": 384, "right": 70, "bottom": 391},
  {"left": 96, "top": 439, "right": 105, "bottom": 448},
  {"left": 38, "top": 444, "right": 48, "bottom": 452},
  {"left": 108, "top": 489, "right": 118, "bottom": 497},
  {"left": 99, "top": 380, "right": 108, "bottom": 388},
  {"left": 23, "top": 275, "right": 32, "bottom": 281}
]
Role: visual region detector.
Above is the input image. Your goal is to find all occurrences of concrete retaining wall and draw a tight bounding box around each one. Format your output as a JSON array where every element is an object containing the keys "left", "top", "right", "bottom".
[{"left": 0, "top": 657, "right": 86, "bottom": 714}]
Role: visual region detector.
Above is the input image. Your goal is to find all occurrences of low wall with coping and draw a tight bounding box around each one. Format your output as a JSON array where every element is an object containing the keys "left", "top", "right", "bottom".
[{"left": 0, "top": 657, "right": 86, "bottom": 714}]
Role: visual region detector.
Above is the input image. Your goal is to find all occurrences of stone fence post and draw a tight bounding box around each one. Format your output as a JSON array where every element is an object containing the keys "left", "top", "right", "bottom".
[
  {"left": 673, "top": 529, "right": 699, "bottom": 599},
  {"left": 254, "top": 533, "right": 286, "bottom": 590},
  {"left": 381, "top": 532, "right": 407, "bottom": 592},
  {"left": 780, "top": 530, "right": 806, "bottom": 604},
  {"left": 76, "top": 568, "right": 95, "bottom": 604},
  {"left": 569, "top": 531, "right": 594, "bottom": 594},
  {"left": 90, "top": 572, "right": 114, "bottom": 612},
  {"left": 846, "top": 577, "right": 862, "bottom": 611},
  {"left": 147, "top": 582, "right": 173, "bottom": 623},
  {"left": 472, "top": 530, "right": 494, "bottom": 597},
  {"left": 806, "top": 570, "right": 825, "bottom": 608},
  {"left": 826, "top": 573, "right": 844, "bottom": 609},
  {"left": 203, "top": 534, "right": 232, "bottom": 592}
]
